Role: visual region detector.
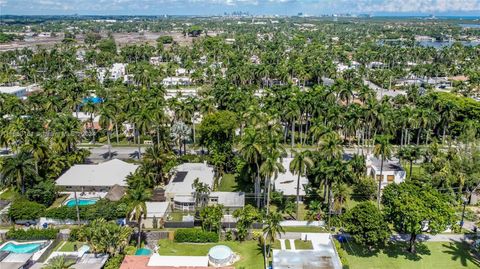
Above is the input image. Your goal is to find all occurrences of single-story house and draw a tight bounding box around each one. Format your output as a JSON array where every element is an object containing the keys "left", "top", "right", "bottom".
[
  {"left": 273, "top": 158, "right": 309, "bottom": 199},
  {"left": 366, "top": 155, "right": 406, "bottom": 189},
  {"left": 56, "top": 159, "right": 139, "bottom": 192},
  {"left": 143, "top": 202, "right": 170, "bottom": 228},
  {"left": 165, "top": 162, "right": 215, "bottom": 203},
  {"left": 208, "top": 192, "right": 245, "bottom": 212}
]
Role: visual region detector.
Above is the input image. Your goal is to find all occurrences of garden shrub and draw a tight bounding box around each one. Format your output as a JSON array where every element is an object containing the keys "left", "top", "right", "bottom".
[
  {"left": 26, "top": 180, "right": 57, "bottom": 206},
  {"left": 103, "top": 254, "right": 124, "bottom": 269},
  {"left": 8, "top": 199, "right": 46, "bottom": 221},
  {"left": 174, "top": 228, "right": 218, "bottom": 243},
  {"left": 6, "top": 227, "right": 58, "bottom": 240},
  {"left": 44, "top": 199, "right": 128, "bottom": 221},
  {"left": 334, "top": 239, "right": 350, "bottom": 269},
  {"left": 69, "top": 227, "right": 81, "bottom": 241}
]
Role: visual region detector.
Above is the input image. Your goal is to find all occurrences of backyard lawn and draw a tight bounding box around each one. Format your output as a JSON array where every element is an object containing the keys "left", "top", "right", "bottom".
[
  {"left": 341, "top": 241, "right": 480, "bottom": 269},
  {"left": 218, "top": 174, "right": 238, "bottom": 192},
  {"left": 158, "top": 239, "right": 264, "bottom": 269}
]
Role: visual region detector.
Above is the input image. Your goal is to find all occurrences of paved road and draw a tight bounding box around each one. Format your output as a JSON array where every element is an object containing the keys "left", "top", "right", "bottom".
[{"left": 281, "top": 232, "right": 476, "bottom": 243}]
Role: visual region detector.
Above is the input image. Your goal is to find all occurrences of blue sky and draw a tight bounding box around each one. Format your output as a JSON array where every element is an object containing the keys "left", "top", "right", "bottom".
[{"left": 1, "top": 0, "right": 480, "bottom": 16}]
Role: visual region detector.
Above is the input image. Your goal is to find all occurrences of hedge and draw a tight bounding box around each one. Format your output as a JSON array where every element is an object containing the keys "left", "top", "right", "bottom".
[
  {"left": 174, "top": 228, "right": 218, "bottom": 243},
  {"left": 8, "top": 200, "right": 46, "bottom": 221},
  {"left": 334, "top": 239, "right": 350, "bottom": 269},
  {"left": 6, "top": 228, "right": 59, "bottom": 240}
]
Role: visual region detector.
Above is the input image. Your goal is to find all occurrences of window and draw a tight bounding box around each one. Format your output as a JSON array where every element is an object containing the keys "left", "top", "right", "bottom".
[
  {"left": 376, "top": 175, "right": 384, "bottom": 180},
  {"left": 387, "top": 175, "right": 395, "bottom": 182}
]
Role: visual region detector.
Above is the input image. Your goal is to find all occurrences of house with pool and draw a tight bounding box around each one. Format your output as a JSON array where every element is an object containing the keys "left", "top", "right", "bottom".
[
  {"left": 0, "top": 240, "right": 52, "bottom": 268},
  {"left": 56, "top": 159, "right": 139, "bottom": 193}
]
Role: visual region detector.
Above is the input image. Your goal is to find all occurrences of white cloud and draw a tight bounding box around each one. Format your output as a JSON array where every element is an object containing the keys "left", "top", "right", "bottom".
[{"left": 2, "top": 0, "right": 479, "bottom": 13}]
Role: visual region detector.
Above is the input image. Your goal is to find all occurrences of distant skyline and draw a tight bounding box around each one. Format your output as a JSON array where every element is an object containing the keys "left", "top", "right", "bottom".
[{"left": 1, "top": 0, "right": 480, "bottom": 16}]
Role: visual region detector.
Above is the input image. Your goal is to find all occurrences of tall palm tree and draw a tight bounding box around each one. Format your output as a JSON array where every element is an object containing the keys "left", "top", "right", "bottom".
[
  {"left": 238, "top": 128, "right": 264, "bottom": 207},
  {"left": 318, "top": 131, "right": 344, "bottom": 161},
  {"left": 397, "top": 145, "right": 421, "bottom": 180},
  {"left": 260, "top": 150, "right": 285, "bottom": 213},
  {"left": 0, "top": 151, "right": 36, "bottom": 194},
  {"left": 263, "top": 211, "right": 285, "bottom": 264},
  {"left": 23, "top": 133, "right": 48, "bottom": 175},
  {"left": 373, "top": 135, "right": 393, "bottom": 208},
  {"left": 127, "top": 185, "right": 152, "bottom": 248},
  {"left": 289, "top": 149, "right": 313, "bottom": 220},
  {"left": 43, "top": 255, "right": 75, "bottom": 269}
]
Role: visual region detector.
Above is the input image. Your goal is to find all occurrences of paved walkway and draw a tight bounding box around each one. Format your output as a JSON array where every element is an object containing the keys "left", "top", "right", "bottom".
[{"left": 289, "top": 239, "right": 296, "bottom": 250}]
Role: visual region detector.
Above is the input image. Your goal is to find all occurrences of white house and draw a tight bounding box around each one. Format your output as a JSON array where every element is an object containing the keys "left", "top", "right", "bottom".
[
  {"left": 162, "top": 77, "right": 192, "bottom": 87},
  {"left": 143, "top": 202, "right": 170, "bottom": 228},
  {"left": 165, "top": 162, "right": 215, "bottom": 202},
  {"left": 56, "top": 159, "right": 139, "bottom": 192},
  {"left": 0, "top": 86, "right": 28, "bottom": 98},
  {"left": 366, "top": 155, "right": 406, "bottom": 189},
  {"left": 273, "top": 158, "right": 309, "bottom": 199}
]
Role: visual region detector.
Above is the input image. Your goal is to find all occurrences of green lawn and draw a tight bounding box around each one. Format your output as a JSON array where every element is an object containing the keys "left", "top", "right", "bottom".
[
  {"left": 158, "top": 240, "right": 264, "bottom": 269},
  {"left": 49, "top": 194, "right": 69, "bottom": 208},
  {"left": 341, "top": 241, "right": 480, "bottom": 269},
  {"left": 0, "top": 188, "right": 20, "bottom": 201},
  {"left": 218, "top": 174, "right": 237, "bottom": 192},
  {"left": 294, "top": 240, "right": 313, "bottom": 250},
  {"left": 54, "top": 241, "right": 88, "bottom": 252}
]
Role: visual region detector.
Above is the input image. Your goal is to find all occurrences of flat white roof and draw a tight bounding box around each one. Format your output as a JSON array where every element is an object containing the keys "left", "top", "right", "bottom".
[
  {"left": 145, "top": 202, "right": 169, "bottom": 218},
  {"left": 165, "top": 163, "right": 215, "bottom": 195},
  {"left": 210, "top": 192, "right": 245, "bottom": 207},
  {"left": 147, "top": 253, "right": 208, "bottom": 267},
  {"left": 56, "top": 159, "right": 138, "bottom": 187},
  {"left": 0, "top": 86, "right": 27, "bottom": 94},
  {"left": 274, "top": 158, "right": 308, "bottom": 196}
]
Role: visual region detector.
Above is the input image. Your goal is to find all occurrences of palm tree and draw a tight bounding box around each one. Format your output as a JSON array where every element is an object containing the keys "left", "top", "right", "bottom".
[
  {"left": 289, "top": 149, "right": 313, "bottom": 220},
  {"left": 263, "top": 211, "right": 285, "bottom": 264},
  {"left": 127, "top": 185, "right": 152, "bottom": 248},
  {"left": 260, "top": 150, "right": 285, "bottom": 212},
  {"left": 23, "top": 133, "right": 48, "bottom": 175},
  {"left": 171, "top": 121, "right": 191, "bottom": 155},
  {"left": 192, "top": 178, "right": 211, "bottom": 208},
  {"left": 238, "top": 128, "right": 264, "bottom": 207},
  {"left": 397, "top": 145, "right": 421, "bottom": 180},
  {"left": 318, "top": 131, "right": 344, "bottom": 161},
  {"left": 0, "top": 151, "right": 36, "bottom": 194},
  {"left": 43, "top": 255, "right": 75, "bottom": 269},
  {"left": 373, "top": 135, "right": 393, "bottom": 208}
]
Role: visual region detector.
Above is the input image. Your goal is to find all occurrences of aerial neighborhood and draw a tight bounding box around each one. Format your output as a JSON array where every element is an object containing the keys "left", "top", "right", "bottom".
[{"left": 0, "top": 6, "right": 479, "bottom": 269}]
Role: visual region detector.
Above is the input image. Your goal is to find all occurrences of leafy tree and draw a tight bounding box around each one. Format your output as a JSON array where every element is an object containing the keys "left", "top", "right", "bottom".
[
  {"left": 157, "top": 36, "right": 173, "bottom": 44},
  {"left": 199, "top": 205, "right": 224, "bottom": 233},
  {"left": 79, "top": 218, "right": 133, "bottom": 256},
  {"left": 343, "top": 202, "right": 391, "bottom": 249},
  {"left": 233, "top": 204, "right": 261, "bottom": 241},
  {"left": 352, "top": 177, "right": 377, "bottom": 201},
  {"left": 382, "top": 182, "right": 456, "bottom": 253},
  {"left": 26, "top": 180, "right": 57, "bottom": 206}
]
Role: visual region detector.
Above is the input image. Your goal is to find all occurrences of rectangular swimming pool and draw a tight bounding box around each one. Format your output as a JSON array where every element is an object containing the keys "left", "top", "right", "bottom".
[{"left": 0, "top": 242, "right": 43, "bottom": 253}]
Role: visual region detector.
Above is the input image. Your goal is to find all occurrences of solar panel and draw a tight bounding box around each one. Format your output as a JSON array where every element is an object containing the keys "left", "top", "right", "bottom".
[{"left": 172, "top": 171, "right": 188, "bottom": 182}]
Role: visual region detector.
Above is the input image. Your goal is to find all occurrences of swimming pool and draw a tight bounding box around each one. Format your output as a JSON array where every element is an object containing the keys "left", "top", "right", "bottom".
[
  {"left": 64, "top": 198, "right": 98, "bottom": 207},
  {"left": 0, "top": 242, "right": 43, "bottom": 253},
  {"left": 135, "top": 248, "right": 152, "bottom": 256}
]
